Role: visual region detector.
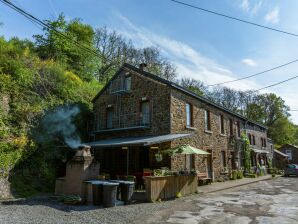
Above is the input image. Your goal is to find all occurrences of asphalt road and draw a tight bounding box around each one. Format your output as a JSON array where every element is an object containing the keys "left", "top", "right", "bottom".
[{"left": 146, "top": 177, "right": 298, "bottom": 224}]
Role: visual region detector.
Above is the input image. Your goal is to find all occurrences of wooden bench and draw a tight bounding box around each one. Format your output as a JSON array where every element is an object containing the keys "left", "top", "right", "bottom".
[{"left": 197, "top": 173, "right": 212, "bottom": 185}]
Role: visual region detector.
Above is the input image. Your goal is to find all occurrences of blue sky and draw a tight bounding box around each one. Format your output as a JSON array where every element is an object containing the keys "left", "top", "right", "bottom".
[{"left": 1, "top": 0, "right": 298, "bottom": 123}]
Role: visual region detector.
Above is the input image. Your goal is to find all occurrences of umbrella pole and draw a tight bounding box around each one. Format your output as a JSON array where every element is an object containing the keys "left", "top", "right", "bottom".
[{"left": 127, "top": 148, "right": 129, "bottom": 176}]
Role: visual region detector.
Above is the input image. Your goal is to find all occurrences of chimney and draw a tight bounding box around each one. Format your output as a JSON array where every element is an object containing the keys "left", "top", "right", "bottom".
[{"left": 139, "top": 63, "right": 147, "bottom": 71}]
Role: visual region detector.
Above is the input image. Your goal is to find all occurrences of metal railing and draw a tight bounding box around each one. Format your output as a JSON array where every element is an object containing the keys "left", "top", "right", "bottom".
[{"left": 94, "top": 112, "right": 150, "bottom": 132}]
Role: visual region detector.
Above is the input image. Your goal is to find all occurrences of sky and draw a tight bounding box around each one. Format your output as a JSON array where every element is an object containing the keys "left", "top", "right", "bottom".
[{"left": 1, "top": 0, "right": 298, "bottom": 123}]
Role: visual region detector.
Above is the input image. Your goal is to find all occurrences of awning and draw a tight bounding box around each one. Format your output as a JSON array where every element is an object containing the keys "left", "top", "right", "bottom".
[
  {"left": 251, "top": 148, "right": 269, "bottom": 154},
  {"left": 274, "top": 149, "right": 288, "bottom": 157},
  {"left": 84, "top": 133, "right": 193, "bottom": 148}
]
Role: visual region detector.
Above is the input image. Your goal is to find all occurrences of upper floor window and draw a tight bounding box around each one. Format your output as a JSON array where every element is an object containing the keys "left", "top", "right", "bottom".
[
  {"left": 205, "top": 110, "right": 211, "bottom": 131},
  {"left": 252, "top": 135, "right": 256, "bottom": 145},
  {"left": 229, "top": 119, "right": 233, "bottom": 136},
  {"left": 248, "top": 133, "right": 252, "bottom": 145},
  {"left": 236, "top": 121, "right": 241, "bottom": 137},
  {"left": 261, "top": 138, "right": 267, "bottom": 147},
  {"left": 140, "top": 100, "right": 150, "bottom": 125},
  {"left": 220, "top": 115, "right": 225, "bottom": 134},
  {"left": 106, "top": 108, "right": 114, "bottom": 129},
  {"left": 186, "top": 103, "right": 193, "bottom": 127},
  {"left": 124, "top": 76, "right": 131, "bottom": 91}
]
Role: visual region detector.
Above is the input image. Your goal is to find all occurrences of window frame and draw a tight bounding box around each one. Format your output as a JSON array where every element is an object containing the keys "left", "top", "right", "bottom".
[
  {"left": 106, "top": 107, "right": 114, "bottom": 129},
  {"left": 220, "top": 114, "right": 225, "bottom": 134},
  {"left": 229, "top": 119, "right": 233, "bottom": 136},
  {"left": 124, "top": 75, "right": 132, "bottom": 91},
  {"left": 204, "top": 110, "right": 211, "bottom": 131},
  {"left": 186, "top": 103, "right": 193, "bottom": 127},
  {"left": 140, "top": 100, "right": 150, "bottom": 126}
]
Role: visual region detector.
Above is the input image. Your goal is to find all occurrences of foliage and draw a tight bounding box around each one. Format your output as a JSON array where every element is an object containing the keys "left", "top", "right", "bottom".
[{"left": 241, "top": 133, "right": 251, "bottom": 174}]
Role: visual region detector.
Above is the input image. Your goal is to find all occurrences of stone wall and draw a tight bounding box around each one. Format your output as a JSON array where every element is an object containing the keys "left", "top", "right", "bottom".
[
  {"left": 0, "top": 178, "right": 13, "bottom": 199},
  {"left": 169, "top": 89, "right": 268, "bottom": 179},
  {"left": 93, "top": 67, "right": 171, "bottom": 140}
]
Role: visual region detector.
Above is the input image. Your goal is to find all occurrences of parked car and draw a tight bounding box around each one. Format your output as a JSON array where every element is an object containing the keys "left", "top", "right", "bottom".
[{"left": 284, "top": 164, "right": 298, "bottom": 177}]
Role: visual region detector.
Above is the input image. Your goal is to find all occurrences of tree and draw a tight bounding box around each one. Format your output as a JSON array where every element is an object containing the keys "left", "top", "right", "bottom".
[
  {"left": 179, "top": 77, "right": 206, "bottom": 96},
  {"left": 34, "top": 14, "right": 96, "bottom": 81},
  {"left": 93, "top": 27, "right": 177, "bottom": 82}
]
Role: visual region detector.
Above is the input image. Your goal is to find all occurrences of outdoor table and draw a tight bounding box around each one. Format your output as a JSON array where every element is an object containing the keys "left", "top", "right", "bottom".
[{"left": 110, "top": 180, "right": 135, "bottom": 203}]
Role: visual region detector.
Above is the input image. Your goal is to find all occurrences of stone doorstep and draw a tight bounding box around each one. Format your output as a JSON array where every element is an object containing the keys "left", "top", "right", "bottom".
[{"left": 197, "top": 175, "right": 280, "bottom": 194}]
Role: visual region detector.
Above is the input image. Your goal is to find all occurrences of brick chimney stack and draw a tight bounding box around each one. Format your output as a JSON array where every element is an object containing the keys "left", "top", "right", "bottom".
[{"left": 139, "top": 63, "right": 147, "bottom": 71}]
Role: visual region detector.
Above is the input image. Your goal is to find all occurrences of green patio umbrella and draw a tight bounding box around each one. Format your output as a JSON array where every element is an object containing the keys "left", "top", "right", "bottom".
[{"left": 164, "top": 145, "right": 210, "bottom": 155}]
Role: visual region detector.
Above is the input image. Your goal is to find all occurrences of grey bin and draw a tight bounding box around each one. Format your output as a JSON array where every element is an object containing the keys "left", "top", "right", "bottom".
[
  {"left": 111, "top": 180, "right": 135, "bottom": 204},
  {"left": 102, "top": 183, "right": 119, "bottom": 208},
  {"left": 92, "top": 184, "right": 103, "bottom": 205}
]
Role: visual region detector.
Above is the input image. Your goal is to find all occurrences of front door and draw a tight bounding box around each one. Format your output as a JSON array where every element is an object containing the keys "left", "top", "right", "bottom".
[{"left": 207, "top": 150, "right": 213, "bottom": 179}]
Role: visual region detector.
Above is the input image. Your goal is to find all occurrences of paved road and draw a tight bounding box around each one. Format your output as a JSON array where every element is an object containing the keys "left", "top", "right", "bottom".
[{"left": 145, "top": 177, "right": 298, "bottom": 224}]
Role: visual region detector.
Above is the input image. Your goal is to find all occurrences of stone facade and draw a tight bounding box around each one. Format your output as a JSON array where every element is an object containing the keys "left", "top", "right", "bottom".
[
  {"left": 279, "top": 144, "right": 298, "bottom": 164},
  {"left": 91, "top": 64, "right": 270, "bottom": 180},
  {"left": 169, "top": 89, "right": 245, "bottom": 179},
  {"left": 93, "top": 67, "right": 171, "bottom": 140},
  {"left": 0, "top": 178, "right": 13, "bottom": 199}
]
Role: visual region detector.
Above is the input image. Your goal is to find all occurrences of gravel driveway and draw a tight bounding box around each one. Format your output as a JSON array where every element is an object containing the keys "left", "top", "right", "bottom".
[{"left": 0, "top": 177, "right": 297, "bottom": 224}]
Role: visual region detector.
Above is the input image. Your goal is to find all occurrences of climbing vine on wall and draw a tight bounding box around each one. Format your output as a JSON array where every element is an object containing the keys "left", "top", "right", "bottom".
[{"left": 241, "top": 133, "right": 251, "bottom": 174}]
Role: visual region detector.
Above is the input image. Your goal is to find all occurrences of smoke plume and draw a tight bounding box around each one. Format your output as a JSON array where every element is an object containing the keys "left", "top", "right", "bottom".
[{"left": 40, "top": 105, "right": 82, "bottom": 149}]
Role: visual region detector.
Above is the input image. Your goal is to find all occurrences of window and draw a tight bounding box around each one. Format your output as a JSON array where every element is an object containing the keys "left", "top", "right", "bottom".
[
  {"left": 106, "top": 108, "right": 113, "bottom": 129},
  {"left": 229, "top": 119, "right": 233, "bottom": 136},
  {"left": 204, "top": 110, "right": 211, "bottom": 131},
  {"left": 248, "top": 133, "right": 252, "bottom": 145},
  {"left": 252, "top": 135, "right": 256, "bottom": 145},
  {"left": 220, "top": 115, "right": 225, "bottom": 134},
  {"left": 236, "top": 121, "right": 241, "bottom": 137},
  {"left": 263, "top": 138, "right": 267, "bottom": 147},
  {"left": 124, "top": 76, "right": 131, "bottom": 91},
  {"left": 186, "top": 103, "right": 193, "bottom": 127},
  {"left": 140, "top": 101, "right": 150, "bottom": 125},
  {"left": 220, "top": 151, "right": 226, "bottom": 168}
]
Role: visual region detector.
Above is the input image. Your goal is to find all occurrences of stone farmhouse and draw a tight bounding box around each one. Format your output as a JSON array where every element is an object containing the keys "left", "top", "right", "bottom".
[{"left": 87, "top": 63, "right": 272, "bottom": 181}]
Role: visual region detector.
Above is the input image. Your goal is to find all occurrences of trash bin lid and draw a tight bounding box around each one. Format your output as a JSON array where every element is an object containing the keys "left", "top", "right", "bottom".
[
  {"left": 102, "top": 182, "right": 119, "bottom": 186},
  {"left": 85, "top": 180, "right": 109, "bottom": 185},
  {"left": 110, "top": 180, "right": 134, "bottom": 184}
]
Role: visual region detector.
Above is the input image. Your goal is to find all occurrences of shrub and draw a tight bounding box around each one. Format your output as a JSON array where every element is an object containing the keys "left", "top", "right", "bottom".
[{"left": 237, "top": 170, "right": 244, "bottom": 179}]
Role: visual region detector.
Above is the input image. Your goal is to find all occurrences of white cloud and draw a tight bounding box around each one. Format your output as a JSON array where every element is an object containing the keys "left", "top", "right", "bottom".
[
  {"left": 242, "top": 58, "right": 257, "bottom": 67},
  {"left": 239, "top": 0, "right": 262, "bottom": 16},
  {"left": 240, "top": 0, "right": 250, "bottom": 12},
  {"left": 115, "top": 14, "right": 260, "bottom": 91},
  {"left": 264, "top": 7, "right": 280, "bottom": 24}
]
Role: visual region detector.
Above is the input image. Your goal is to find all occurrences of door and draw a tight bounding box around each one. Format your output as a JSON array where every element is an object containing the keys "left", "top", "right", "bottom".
[{"left": 207, "top": 150, "right": 213, "bottom": 179}]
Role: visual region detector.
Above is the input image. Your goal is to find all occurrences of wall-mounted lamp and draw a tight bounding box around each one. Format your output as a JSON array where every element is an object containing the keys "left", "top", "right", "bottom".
[
  {"left": 150, "top": 146, "right": 159, "bottom": 150},
  {"left": 122, "top": 146, "right": 128, "bottom": 150}
]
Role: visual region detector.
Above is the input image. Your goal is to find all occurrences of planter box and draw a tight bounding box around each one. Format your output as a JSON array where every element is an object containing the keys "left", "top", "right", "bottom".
[{"left": 144, "top": 175, "right": 197, "bottom": 202}]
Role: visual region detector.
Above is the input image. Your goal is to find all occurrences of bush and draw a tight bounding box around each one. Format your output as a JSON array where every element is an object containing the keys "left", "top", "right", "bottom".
[
  {"left": 237, "top": 170, "right": 244, "bottom": 179},
  {"left": 230, "top": 170, "right": 238, "bottom": 180}
]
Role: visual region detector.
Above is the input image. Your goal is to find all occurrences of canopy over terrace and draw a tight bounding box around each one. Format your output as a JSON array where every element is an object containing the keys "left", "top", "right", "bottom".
[
  {"left": 84, "top": 133, "right": 193, "bottom": 176},
  {"left": 85, "top": 133, "right": 192, "bottom": 148}
]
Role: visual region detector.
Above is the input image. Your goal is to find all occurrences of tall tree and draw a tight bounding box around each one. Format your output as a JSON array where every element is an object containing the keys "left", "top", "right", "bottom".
[{"left": 34, "top": 14, "right": 96, "bottom": 81}]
